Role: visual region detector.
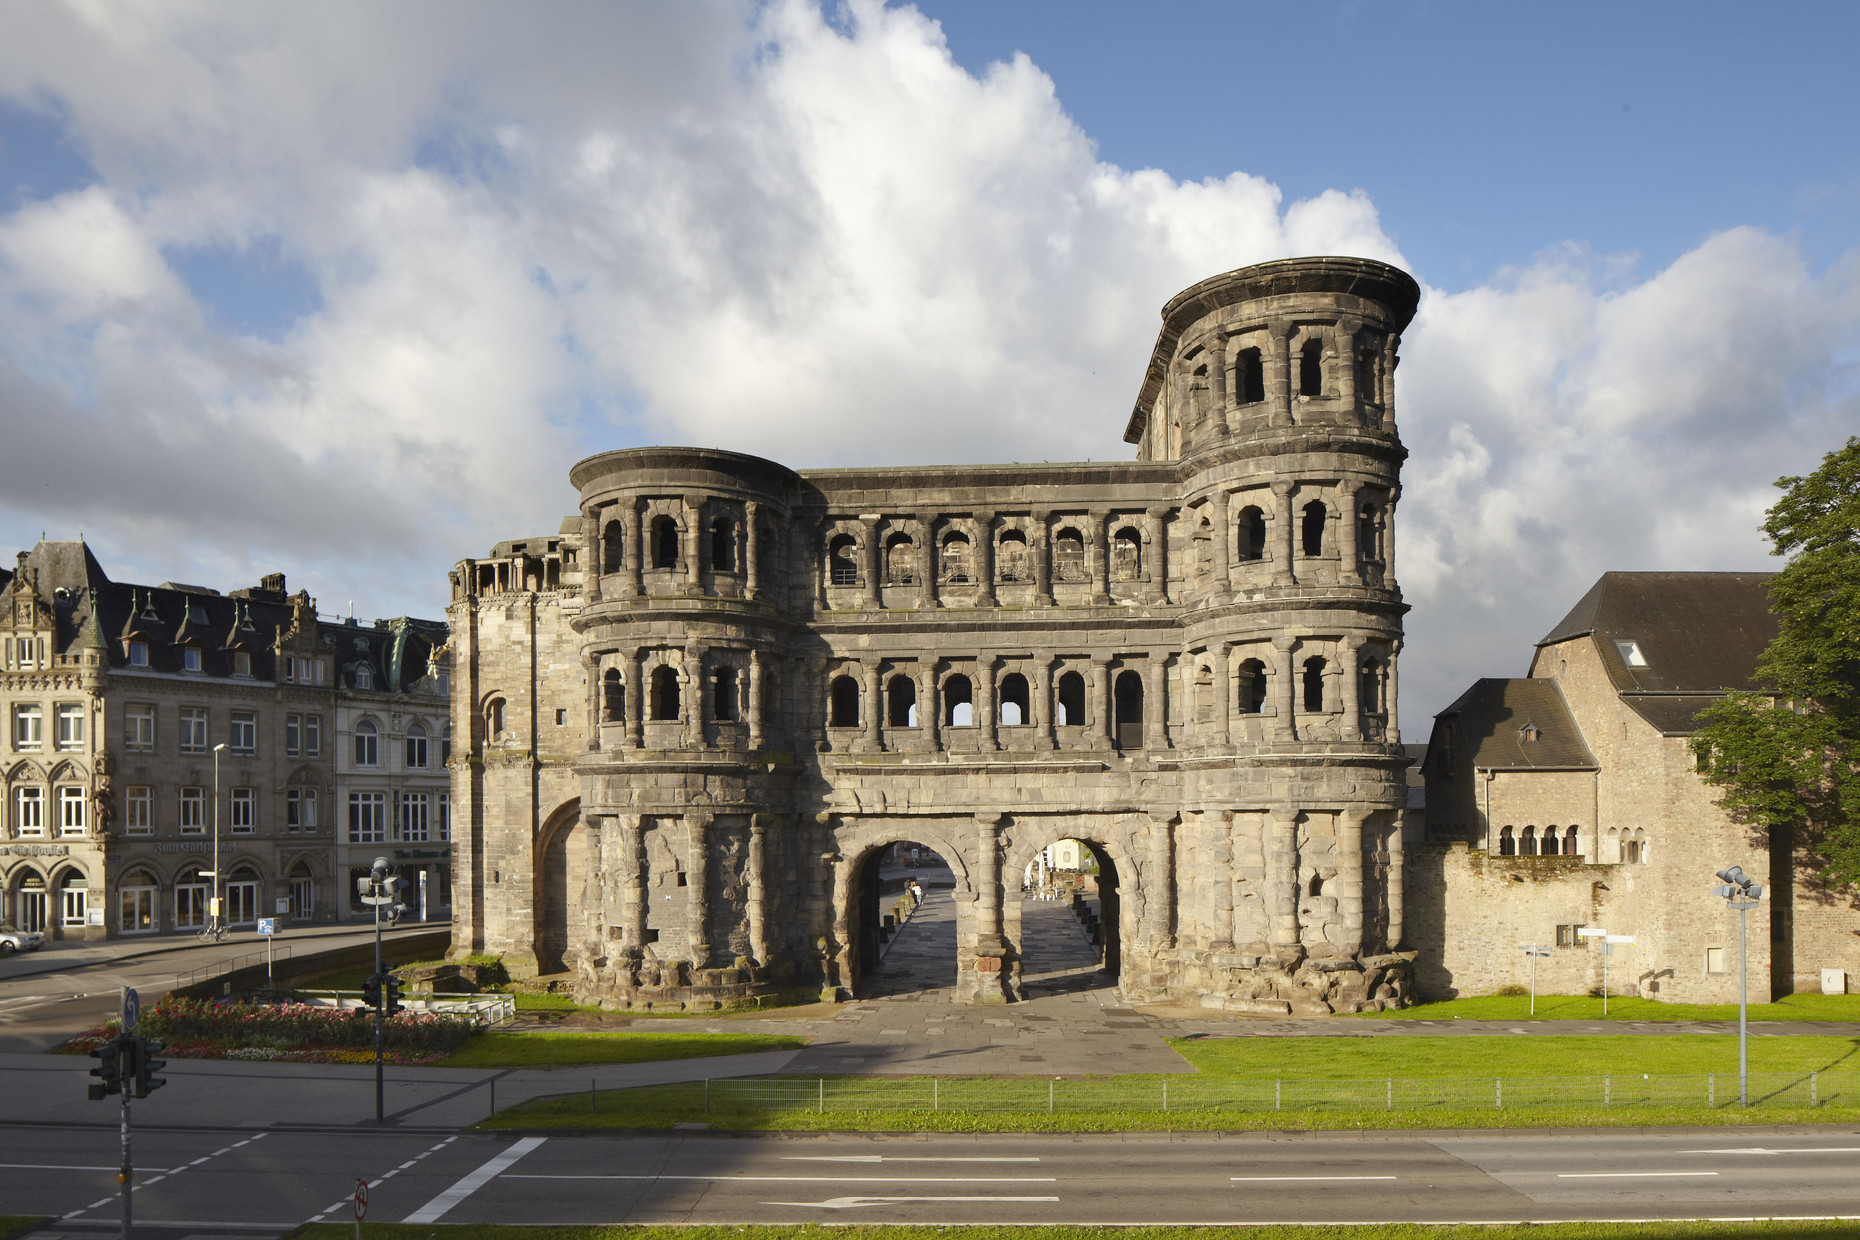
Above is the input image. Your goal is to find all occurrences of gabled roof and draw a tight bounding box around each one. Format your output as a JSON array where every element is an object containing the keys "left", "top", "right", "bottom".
[
  {"left": 1537, "top": 571, "right": 1777, "bottom": 694},
  {"left": 1433, "top": 678, "right": 1597, "bottom": 771}
]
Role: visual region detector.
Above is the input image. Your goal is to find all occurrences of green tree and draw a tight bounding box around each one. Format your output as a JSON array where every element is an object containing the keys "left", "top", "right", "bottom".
[{"left": 1692, "top": 437, "right": 1860, "bottom": 887}]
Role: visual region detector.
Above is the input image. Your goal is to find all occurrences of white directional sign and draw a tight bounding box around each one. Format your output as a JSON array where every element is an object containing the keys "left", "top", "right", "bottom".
[{"left": 1605, "top": 934, "right": 1636, "bottom": 944}]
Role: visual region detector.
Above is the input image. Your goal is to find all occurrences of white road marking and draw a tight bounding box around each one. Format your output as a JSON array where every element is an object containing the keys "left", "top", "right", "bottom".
[
  {"left": 0, "top": 1164, "right": 174, "bottom": 1172},
  {"left": 402, "top": 1136, "right": 546, "bottom": 1224},
  {"left": 1556, "top": 1171, "right": 1720, "bottom": 1179},
  {"left": 509, "top": 1182, "right": 1056, "bottom": 1189},
  {"left": 1232, "top": 1175, "right": 1397, "bottom": 1182},
  {"left": 764, "top": 1196, "right": 1061, "bottom": 1210},
  {"left": 783, "top": 1156, "right": 1042, "bottom": 1163},
  {"left": 1681, "top": 1147, "right": 1860, "bottom": 1155},
  {"left": 54, "top": 1132, "right": 266, "bottom": 1221}
]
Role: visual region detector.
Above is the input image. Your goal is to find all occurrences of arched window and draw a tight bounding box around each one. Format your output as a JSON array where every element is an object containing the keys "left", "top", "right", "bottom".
[
  {"left": 1237, "top": 506, "right": 1267, "bottom": 561},
  {"left": 485, "top": 697, "right": 505, "bottom": 739},
  {"left": 888, "top": 675, "right": 918, "bottom": 727},
  {"left": 1238, "top": 347, "right": 1265, "bottom": 404},
  {"left": 441, "top": 722, "right": 452, "bottom": 765},
  {"left": 713, "top": 666, "right": 739, "bottom": 722},
  {"left": 999, "top": 673, "right": 1029, "bottom": 726},
  {"left": 651, "top": 516, "right": 680, "bottom": 569},
  {"left": 997, "top": 531, "right": 1028, "bottom": 582},
  {"left": 1565, "top": 825, "right": 1580, "bottom": 855},
  {"left": 1308, "top": 874, "right": 1324, "bottom": 897},
  {"left": 1541, "top": 825, "right": 1559, "bottom": 856},
  {"left": 1302, "top": 502, "right": 1327, "bottom": 557},
  {"left": 829, "top": 534, "right": 858, "bottom": 586},
  {"left": 885, "top": 533, "right": 916, "bottom": 585},
  {"left": 1239, "top": 659, "right": 1268, "bottom": 713},
  {"left": 1302, "top": 658, "right": 1326, "bottom": 712},
  {"left": 710, "top": 518, "right": 736, "bottom": 572},
  {"left": 1056, "top": 671, "right": 1086, "bottom": 726},
  {"left": 354, "top": 664, "right": 374, "bottom": 690},
  {"left": 940, "top": 532, "right": 971, "bottom": 584},
  {"left": 1499, "top": 825, "right": 1516, "bottom": 856},
  {"left": 1359, "top": 658, "right": 1381, "bottom": 714},
  {"left": 1195, "top": 518, "right": 1213, "bottom": 576},
  {"left": 943, "top": 675, "right": 973, "bottom": 727},
  {"left": 1299, "top": 337, "right": 1324, "bottom": 396},
  {"left": 405, "top": 723, "right": 428, "bottom": 769},
  {"left": 1114, "top": 670, "right": 1144, "bottom": 749},
  {"left": 829, "top": 676, "right": 860, "bottom": 728},
  {"left": 1052, "top": 529, "right": 1085, "bottom": 581},
  {"left": 354, "top": 720, "right": 378, "bottom": 767},
  {"left": 1195, "top": 662, "right": 1214, "bottom": 721},
  {"left": 602, "top": 519, "right": 624, "bottom": 573},
  {"left": 602, "top": 668, "right": 624, "bottom": 723},
  {"left": 1357, "top": 346, "right": 1378, "bottom": 404},
  {"left": 1358, "top": 504, "right": 1380, "bottom": 562},
  {"left": 1111, "top": 528, "right": 1141, "bottom": 581},
  {"left": 650, "top": 666, "right": 681, "bottom": 720},
  {"left": 1521, "top": 825, "right": 1537, "bottom": 856}
]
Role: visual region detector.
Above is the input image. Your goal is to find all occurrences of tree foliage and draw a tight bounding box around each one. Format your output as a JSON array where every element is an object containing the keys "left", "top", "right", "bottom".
[{"left": 1692, "top": 437, "right": 1860, "bottom": 887}]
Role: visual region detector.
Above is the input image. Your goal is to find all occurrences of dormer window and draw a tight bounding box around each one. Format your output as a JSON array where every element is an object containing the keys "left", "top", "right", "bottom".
[
  {"left": 127, "top": 641, "right": 148, "bottom": 667},
  {"left": 1521, "top": 724, "right": 1542, "bottom": 743},
  {"left": 232, "top": 651, "right": 252, "bottom": 677},
  {"left": 182, "top": 647, "right": 202, "bottom": 673},
  {"left": 355, "top": 665, "right": 374, "bottom": 690},
  {"left": 1614, "top": 640, "right": 1648, "bottom": 668}
]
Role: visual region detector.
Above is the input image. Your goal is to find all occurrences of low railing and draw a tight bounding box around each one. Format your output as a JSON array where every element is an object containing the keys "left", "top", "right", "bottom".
[
  {"left": 288, "top": 989, "right": 517, "bottom": 1025},
  {"left": 172, "top": 945, "right": 293, "bottom": 992},
  {"left": 664, "top": 1070, "right": 1858, "bottom": 1115}
]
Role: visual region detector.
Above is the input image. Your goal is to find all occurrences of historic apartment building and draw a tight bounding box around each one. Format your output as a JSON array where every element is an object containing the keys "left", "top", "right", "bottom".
[
  {"left": 451, "top": 256, "right": 1418, "bottom": 1012},
  {"left": 1418, "top": 571, "right": 1859, "bottom": 1003},
  {"left": 0, "top": 541, "right": 450, "bottom": 941}
]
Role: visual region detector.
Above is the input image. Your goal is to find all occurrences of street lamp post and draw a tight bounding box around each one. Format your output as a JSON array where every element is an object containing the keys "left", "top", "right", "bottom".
[
  {"left": 210, "top": 742, "right": 228, "bottom": 939},
  {"left": 1712, "top": 865, "right": 1765, "bottom": 1107},
  {"left": 356, "top": 856, "right": 406, "bottom": 1123}
]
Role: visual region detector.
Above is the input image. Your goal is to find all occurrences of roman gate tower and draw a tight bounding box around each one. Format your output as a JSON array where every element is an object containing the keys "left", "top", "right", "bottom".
[{"left": 450, "top": 256, "right": 1420, "bottom": 1013}]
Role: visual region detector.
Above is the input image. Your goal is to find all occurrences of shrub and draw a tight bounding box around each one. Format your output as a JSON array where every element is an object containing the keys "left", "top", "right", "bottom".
[{"left": 140, "top": 997, "right": 485, "bottom": 1054}]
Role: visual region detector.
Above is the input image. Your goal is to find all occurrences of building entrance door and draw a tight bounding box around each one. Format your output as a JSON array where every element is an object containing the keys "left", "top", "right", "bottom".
[{"left": 17, "top": 887, "right": 47, "bottom": 934}]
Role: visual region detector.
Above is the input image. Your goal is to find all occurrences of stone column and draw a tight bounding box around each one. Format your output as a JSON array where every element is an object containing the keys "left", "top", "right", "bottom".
[
  {"left": 1033, "top": 652, "right": 1055, "bottom": 751},
  {"left": 747, "top": 814, "right": 770, "bottom": 964},
  {"left": 827, "top": 848, "right": 854, "bottom": 1000},
  {"left": 747, "top": 650, "right": 764, "bottom": 750},
  {"left": 1212, "top": 642, "right": 1231, "bottom": 748},
  {"left": 1146, "top": 811, "right": 1175, "bottom": 949},
  {"left": 684, "top": 497, "right": 703, "bottom": 589},
  {"left": 1146, "top": 506, "right": 1169, "bottom": 603},
  {"left": 597, "top": 814, "right": 623, "bottom": 940},
  {"left": 978, "top": 655, "right": 998, "bottom": 751},
  {"left": 1386, "top": 816, "right": 1405, "bottom": 949},
  {"left": 923, "top": 663, "right": 941, "bottom": 751},
  {"left": 621, "top": 814, "right": 647, "bottom": 955},
  {"left": 1089, "top": 512, "right": 1111, "bottom": 605},
  {"left": 1090, "top": 655, "right": 1112, "bottom": 749},
  {"left": 686, "top": 810, "right": 713, "bottom": 968},
  {"left": 683, "top": 642, "right": 704, "bottom": 748},
  {"left": 1339, "top": 482, "right": 1361, "bottom": 584},
  {"left": 1334, "top": 318, "right": 1360, "bottom": 409},
  {"left": 627, "top": 502, "right": 644, "bottom": 597},
  {"left": 1385, "top": 491, "right": 1399, "bottom": 586},
  {"left": 1210, "top": 489, "right": 1230, "bottom": 595},
  {"left": 1337, "top": 808, "right": 1368, "bottom": 959},
  {"left": 1208, "top": 810, "right": 1235, "bottom": 953},
  {"left": 1268, "top": 328, "right": 1294, "bottom": 428},
  {"left": 1271, "top": 481, "right": 1295, "bottom": 585},
  {"left": 1207, "top": 330, "right": 1231, "bottom": 437},
  {"left": 975, "top": 513, "right": 997, "bottom": 607},
  {"left": 1148, "top": 652, "right": 1170, "bottom": 749},
  {"left": 1267, "top": 807, "right": 1300, "bottom": 951},
  {"left": 973, "top": 814, "right": 1008, "bottom": 1002},
  {"left": 917, "top": 513, "right": 937, "bottom": 608},
  {"left": 864, "top": 664, "right": 882, "bottom": 752},
  {"left": 583, "top": 512, "right": 602, "bottom": 603},
  {"left": 745, "top": 501, "right": 761, "bottom": 600},
  {"left": 1387, "top": 638, "right": 1402, "bottom": 744},
  {"left": 1381, "top": 334, "right": 1401, "bottom": 428},
  {"left": 861, "top": 517, "right": 881, "bottom": 609},
  {"left": 814, "top": 523, "right": 829, "bottom": 610},
  {"left": 1271, "top": 636, "right": 1296, "bottom": 742},
  {"left": 1339, "top": 635, "right": 1362, "bottom": 742},
  {"left": 1033, "top": 511, "right": 1053, "bottom": 606},
  {"left": 627, "top": 648, "right": 645, "bottom": 749}
]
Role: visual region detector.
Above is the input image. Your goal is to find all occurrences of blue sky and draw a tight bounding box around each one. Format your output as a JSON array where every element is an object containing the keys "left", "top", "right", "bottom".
[{"left": 0, "top": 0, "right": 1855, "bottom": 722}]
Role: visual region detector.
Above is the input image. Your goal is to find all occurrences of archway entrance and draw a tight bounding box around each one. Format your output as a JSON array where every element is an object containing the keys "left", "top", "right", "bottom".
[
  {"left": 1017, "top": 839, "right": 1120, "bottom": 997},
  {"left": 536, "top": 801, "right": 585, "bottom": 975},
  {"left": 849, "top": 841, "right": 956, "bottom": 998}
]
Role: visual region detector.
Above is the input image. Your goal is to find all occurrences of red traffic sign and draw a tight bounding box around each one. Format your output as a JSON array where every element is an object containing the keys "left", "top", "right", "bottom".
[{"left": 353, "top": 1178, "right": 369, "bottom": 1220}]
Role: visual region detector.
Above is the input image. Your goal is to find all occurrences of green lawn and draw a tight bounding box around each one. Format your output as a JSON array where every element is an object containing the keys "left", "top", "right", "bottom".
[
  {"left": 291, "top": 1224, "right": 1860, "bottom": 1240},
  {"left": 436, "top": 1030, "right": 808, "bottom": 1068},
  {"left": 1172, "top": 1033, "right": 1860, "bottom": 1078},
  {"left": 1374, "top": 992, "right": 1860, "bottom": 1022},
  {"left": 0, "top": 1219, "right": 46, "bottom": 1240}
]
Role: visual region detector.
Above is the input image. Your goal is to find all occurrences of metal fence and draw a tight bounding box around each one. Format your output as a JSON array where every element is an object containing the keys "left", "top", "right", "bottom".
[
  {"left": 667, "top": 1071, "right": 1859, "bottom": 1116},
  {"left": 172, "top": 944, "right": 293, "bottom": 991},
  {"left": 291, "top": 989, "right": 517, "bottom": 1025}
]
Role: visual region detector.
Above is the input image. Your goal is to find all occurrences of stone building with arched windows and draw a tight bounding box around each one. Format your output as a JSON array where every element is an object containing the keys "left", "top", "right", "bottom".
[{"left": 448, "top": 256, "right": 1419, "bottom": 1011}]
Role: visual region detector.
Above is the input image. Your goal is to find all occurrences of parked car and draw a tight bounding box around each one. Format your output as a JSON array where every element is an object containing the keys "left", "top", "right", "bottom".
[{"left": 0, "top": 922, "right": 45, "bottom": 955}]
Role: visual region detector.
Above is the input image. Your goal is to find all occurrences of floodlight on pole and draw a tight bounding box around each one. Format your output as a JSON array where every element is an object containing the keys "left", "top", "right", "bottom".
[
  {"left": 1711, "top": 864, "right": 1764, "bottom": 1107},
  {"left": 211, "top": 743, "right": 228, "bottom": 939}
]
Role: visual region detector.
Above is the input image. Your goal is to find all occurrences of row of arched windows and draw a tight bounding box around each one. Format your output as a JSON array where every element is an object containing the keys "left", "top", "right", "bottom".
[
  {"left": 1497, "top": 824, "right": 1582, "bottom": 857},
  {"left": 830, "top": 526, "right": 1147, "bottom": 588},
  {"left": 1210, "top": 500, "right": 1384, "bottom": 562},
  {"left": 600, "top": 665, "right": 745, "bottom": 725},
  {"left": 601, "top": 515, "right": 745, "bottom": 576}
]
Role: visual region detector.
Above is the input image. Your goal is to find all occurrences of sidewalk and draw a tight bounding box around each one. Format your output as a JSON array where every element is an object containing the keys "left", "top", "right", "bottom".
[{"left": 0, "top": 919, "right": 447, "bottom": 983}]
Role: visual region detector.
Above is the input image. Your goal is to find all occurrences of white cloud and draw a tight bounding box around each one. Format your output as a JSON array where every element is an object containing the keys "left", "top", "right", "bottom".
[{"left": 0, "top": 0, "right": 1854, "bottom": 723}]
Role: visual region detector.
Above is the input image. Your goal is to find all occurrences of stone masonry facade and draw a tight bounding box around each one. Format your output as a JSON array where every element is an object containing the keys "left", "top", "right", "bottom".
[{"left": 450, "top": 257, "right": 1419, "bottom": 1012}]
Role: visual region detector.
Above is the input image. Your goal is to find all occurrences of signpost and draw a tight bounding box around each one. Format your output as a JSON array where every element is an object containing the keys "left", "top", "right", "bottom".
[
  {"left": 1517, "top": 944, "right": 1551, "bottom": 1015},
  {"left": 117, "top": 988, "right": 137, "bottom": 1240},
  {"left": 353, "top": 1177, "right": 368, "bottom": 1240},
  {"left": 355, "top": 858, "right": 408, "bottom": 1123},
  {"left": 1576, "top": 928, "right": 1635, "bottom": 1014},
  {"left": 257, "top": 917, "right": 277, "bottom": 989}
]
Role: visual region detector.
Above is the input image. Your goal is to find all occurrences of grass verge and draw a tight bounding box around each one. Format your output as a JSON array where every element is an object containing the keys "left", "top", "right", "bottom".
[
  {"left": 1172, "top": 1034, "right": 1860, "bottom": 1077},
  {"left": 292, "top": 1221, "right": 1860, "bottom": 1239},
  {"left": 1368, "top": 992, "right": 1860, "bottom": 1022},
  {"left": 436, "top": 1030, "right": 808, "bottom": 1068},
  {"left": 0, "top": 1219, "right": 47, "bottom": 1240}
]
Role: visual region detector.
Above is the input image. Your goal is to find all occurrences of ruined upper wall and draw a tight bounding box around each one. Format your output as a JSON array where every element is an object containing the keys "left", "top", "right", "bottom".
[{"left": 1125, "top": 257, "right": 1421, "bottom": 463}]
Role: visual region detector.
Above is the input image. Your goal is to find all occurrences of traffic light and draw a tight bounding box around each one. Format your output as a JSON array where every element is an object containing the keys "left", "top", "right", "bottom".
[
  {"left": 87, "top": 1038, "right": 123, "bottom": 1100},
  {"left": 384, "top": 876, "right": 408, "bottom": 923},
  {"left": 133, "top": 1038, "right": 167, "bottom": 1098},
  {"left": 383, "top": 975, "right": 405, "bottom": 1018},
  {"left": 362, "top": 975, "right": 383, "bottom": 1010}
]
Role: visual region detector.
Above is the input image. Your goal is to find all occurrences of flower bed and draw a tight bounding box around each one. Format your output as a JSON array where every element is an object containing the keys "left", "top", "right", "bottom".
[{"left": 57, "top": 996, "right": 486, "bottom": 1066}]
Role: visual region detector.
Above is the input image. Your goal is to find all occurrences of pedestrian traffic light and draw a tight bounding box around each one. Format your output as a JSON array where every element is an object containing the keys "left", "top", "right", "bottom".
[
  {"left": 383, "top": 975, "right": 405, "bottom": 1018},
  {"left": 362, "top": 975, "right": 383, "bottom": 1009},
  {"left": 87, "top": 1039, "right": 122, "bottom": 1100},
  {"left": 133, "top": 1037, "right": 167, "bottom": 1098},
  {"left": 384, "top": 876, "right": 408, "bottom": 923}
]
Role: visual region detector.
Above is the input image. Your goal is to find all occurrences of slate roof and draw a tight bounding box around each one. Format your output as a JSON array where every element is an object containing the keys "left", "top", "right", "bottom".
[
  {"left": 1536, "top": 571, "right": 1778, "bottom": 735},
  {"left": 1431, "top": 678, "right": 1597, "bottom": 772},
  {"left": 317, "top": 615, "right": 449, "bottom": 694}
]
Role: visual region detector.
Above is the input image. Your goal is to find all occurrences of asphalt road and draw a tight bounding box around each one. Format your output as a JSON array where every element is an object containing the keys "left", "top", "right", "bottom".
[{"left": 7, "top": 1122, "right": 1860, "bottom": 1231}]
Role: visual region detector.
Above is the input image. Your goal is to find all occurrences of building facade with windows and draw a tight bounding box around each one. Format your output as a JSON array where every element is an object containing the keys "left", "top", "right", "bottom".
[
  {"left": 450, "top": 257, "right": 1419, "bottom": 1011},
  {"left": 1416, "top": 572, "right": 1860, "bottom": 1003},
  {"left": 0, "top": 544, "right": 338, "bottom": 940},
  {"left": 328, "top": 616, "right": 453, "bottom": 925}
]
